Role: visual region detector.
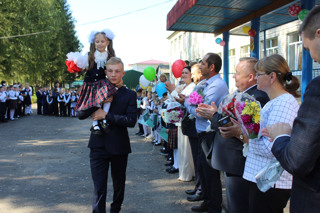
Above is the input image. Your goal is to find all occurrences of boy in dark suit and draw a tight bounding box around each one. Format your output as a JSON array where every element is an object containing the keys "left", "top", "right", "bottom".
[
  {"left": 36, "top": 87, "right": 43, "bottom": 115},
  {"left": 265, "top": 6, "right": 320, "bottom": 213},
  {"left": 90, "top": 57, "right": 137, "bottom": 213}
]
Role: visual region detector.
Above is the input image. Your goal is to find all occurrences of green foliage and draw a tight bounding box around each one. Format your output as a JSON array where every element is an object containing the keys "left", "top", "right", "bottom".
[{"left": 0, "top": 0, "right": 81, "bottom": 87}]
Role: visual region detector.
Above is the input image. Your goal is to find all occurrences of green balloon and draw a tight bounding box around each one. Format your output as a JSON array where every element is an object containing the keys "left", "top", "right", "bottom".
[
  {"left": 298, "top": 9, "right": 309, "bottom": 21},
  {"left": 143, "top": 66, "right": 156, "bottom": 81}
]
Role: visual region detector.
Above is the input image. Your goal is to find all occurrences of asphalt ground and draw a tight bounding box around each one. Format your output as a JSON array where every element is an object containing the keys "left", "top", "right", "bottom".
[{"left": 0, "top": 105, "right": 289, "bottom": 213}]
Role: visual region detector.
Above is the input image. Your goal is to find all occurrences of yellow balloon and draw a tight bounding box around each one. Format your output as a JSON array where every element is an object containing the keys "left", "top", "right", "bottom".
[{"left": 242, "top": 26, "right": 251, "bottom": 34}]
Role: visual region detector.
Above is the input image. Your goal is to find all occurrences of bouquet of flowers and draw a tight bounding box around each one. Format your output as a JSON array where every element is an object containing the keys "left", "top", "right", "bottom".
[
  {"left": 65, "top": 52, "right": 87, "bottom": 73},
  {"left": 218, "top": 91, "right": 239, "bottom": 119},
  {"left": 164, "top": 101, "right": 185, "bottom": 123},
  {"left": 234, "top": 93, "right": 261, "bottom": 139},
  {"left": 188, "top": 84, "right": 206, "bottom": 106}
]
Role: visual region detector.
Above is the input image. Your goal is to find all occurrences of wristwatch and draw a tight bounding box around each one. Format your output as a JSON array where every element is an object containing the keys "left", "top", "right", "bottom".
[{"left": 239, "top": 134, "right": 244, "bottom": 140}]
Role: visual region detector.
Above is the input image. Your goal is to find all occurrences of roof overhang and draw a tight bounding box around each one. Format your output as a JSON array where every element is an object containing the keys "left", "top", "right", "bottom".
[{"left": 167, "top": 0, "right": 313, "bottom": 35}]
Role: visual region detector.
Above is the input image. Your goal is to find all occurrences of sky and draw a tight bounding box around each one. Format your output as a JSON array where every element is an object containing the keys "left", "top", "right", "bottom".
[{"left": 67, "top": 0, "right": 177, "bottom": 69}]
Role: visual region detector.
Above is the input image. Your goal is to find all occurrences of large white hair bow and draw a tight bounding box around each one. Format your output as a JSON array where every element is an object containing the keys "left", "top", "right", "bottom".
[{"left": 88, "top": 28, "right": 115, "bottom": 43}]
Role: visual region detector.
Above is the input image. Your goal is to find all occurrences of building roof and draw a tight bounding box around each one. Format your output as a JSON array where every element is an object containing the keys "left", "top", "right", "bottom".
[
  {"left": 129, "top": 59, "right": 169, "bottom": 66},
  {"left": 167, "top": 0, "right": 320, "bottom": 35}
]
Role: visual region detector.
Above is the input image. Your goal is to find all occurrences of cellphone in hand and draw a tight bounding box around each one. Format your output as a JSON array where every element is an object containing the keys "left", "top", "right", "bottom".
[{"left": 218, "top": 116, "right": 232, "bottom": 127}]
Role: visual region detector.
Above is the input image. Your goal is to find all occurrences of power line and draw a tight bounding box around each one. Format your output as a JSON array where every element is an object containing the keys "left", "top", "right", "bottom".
[
  {"left": 0, "top": 0, "right": 174, "bottom": 39},
  {"left": 77, "top": 0, "right": 174, "bottom": 26},
  {"left": 0, "top": 30, "right": 51, "bottom": 40}
]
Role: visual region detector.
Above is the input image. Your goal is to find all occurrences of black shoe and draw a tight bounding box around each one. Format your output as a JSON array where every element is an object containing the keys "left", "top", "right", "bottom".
[
  {"left": 187, "top": 194, "right": 203, "bottom": 202},
  {"left": 154, "top": 142, "right": 161, "bottom": 146},
  {"left": 167, "top": 157, "right": 172, "bottom": 162},
  {"left": 90, "top": 126, "right": 103, "bottom": 135},
  {"left": 78, "top": 107, "right": 99, "bottom": 120},
  {"left": 160, "top": 148, "right": 169, "bottom": 156},
  {"left": 191, "top": 202, "right": 208, "bottom": 212},
  {"left": 185, "top": 189, "right": 197, "bottom": 195},
  {"left": 98, "top": 120, "right": 110, "bottom": 133},
  {"left": 135, "top": 131, "right": 142, "bottom": 135},
  {"left": 165, "top": 161, "right": 173, "bottom": 166},
  {"left": 167, "top": 167, "right": 179, "bottom": 174}
]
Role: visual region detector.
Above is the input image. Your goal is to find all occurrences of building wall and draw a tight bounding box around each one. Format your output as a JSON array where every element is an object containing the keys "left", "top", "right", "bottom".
[{"left": 168, "top": 20, "right": 320, "bottom": 92}]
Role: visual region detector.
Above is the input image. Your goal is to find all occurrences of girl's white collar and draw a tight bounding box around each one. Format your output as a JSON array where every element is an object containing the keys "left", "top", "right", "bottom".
[{"left": 94, "top": 50, "right": 108, "bottom": 69}]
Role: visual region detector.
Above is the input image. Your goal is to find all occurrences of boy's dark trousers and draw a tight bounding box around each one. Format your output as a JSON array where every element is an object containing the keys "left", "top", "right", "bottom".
[
  {"left": 0, "top": 102, "right": 6, "bottom": 121},
  {"left": 65, "top": 103, "right": 71, "bottom": 117},
  {"left": 37, "top": 102, "right": 42, "bottom": 115}
]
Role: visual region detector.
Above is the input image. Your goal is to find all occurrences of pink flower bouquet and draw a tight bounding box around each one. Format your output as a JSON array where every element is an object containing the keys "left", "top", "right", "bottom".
[{"left": 189, "top": 91, "right": 204, "bottom": 106}]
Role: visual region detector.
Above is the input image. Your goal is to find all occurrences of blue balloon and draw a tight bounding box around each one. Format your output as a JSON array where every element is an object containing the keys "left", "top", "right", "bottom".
[
  {"left": 136, "top": 84, "right": 140, "bottom": 91},
  {"left": 156, "top": 83, "right": 167, "bottom": 98},
  {"left": 215, "top": 38, "right": 222, "bottom": 44}
]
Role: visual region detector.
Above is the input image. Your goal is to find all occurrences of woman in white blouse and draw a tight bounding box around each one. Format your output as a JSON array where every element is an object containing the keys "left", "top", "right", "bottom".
[
  {"left": 242, "top": 54, "right": 301, "bottom": 213},
  {"left": 167, "top": 66, "right": 196, "bottom": 181}
]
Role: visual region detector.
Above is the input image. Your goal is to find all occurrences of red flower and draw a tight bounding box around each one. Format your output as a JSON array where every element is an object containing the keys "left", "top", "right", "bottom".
[
  {"left": 241, "top": 114, "right": 252, "bottom": 124},
  {"left": 66, "top": 60, "right": 81, "bottom": 73},
  {"left": 253, "top": 123, "right": 260, "bottom": 134}
]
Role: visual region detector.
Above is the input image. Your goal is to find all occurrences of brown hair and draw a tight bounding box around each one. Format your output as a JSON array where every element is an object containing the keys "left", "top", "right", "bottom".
[
  {"left": 88, "top": 32, "right": 116, "bottom": 70},
  {"left": 205, "top": 53, "right": 222, "bottom": 73},
  {"left": 255, "top": 54, "right": 300, "bottom": 97},
  {"left": 299, "top": 6, "right": 320, "bottom": 39}
]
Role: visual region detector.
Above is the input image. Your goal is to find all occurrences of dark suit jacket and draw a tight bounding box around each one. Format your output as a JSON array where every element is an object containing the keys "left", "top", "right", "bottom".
[
  {"left": 36, "top": 91, "right": 42, "bottom": 104},
  {"left": 272, "top": 76, "right": 320, "bottom": 213},
  {"left": 88, "top": 86, "right": 137, "bottom": 155},
  {"left": 210, "top": 85, "right": 269, "bottom": 175}
]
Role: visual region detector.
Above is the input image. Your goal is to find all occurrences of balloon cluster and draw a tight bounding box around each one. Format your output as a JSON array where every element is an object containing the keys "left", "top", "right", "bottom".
[
  {"left": 215, "top": 38, "right": 226, "bottom": 46},
  {"left": 288, "top": 4, "right": 309, "bottom": 21},
  {"left": 242, "top": 26, "right": 256, "bottom": 37},
  {"left": 139, "top": 66, "right": 156, "bottom": 89}
]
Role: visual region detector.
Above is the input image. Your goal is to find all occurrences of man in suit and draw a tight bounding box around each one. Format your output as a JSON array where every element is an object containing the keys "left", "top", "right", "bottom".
[
  {"left": 264, "top": 6, "right": 320, "bottom": 213},
  {"left": 90, "top": 57, "right": 137, "bottom": 213},
  {"left": 196, "top": 57, "right": 269, "bottom": 213},
  {"left": 177, "top": 53, "right": 229, "bottom": 212},
  {"left": 36, "top": 87, "right": 43, "bottom": 115}
]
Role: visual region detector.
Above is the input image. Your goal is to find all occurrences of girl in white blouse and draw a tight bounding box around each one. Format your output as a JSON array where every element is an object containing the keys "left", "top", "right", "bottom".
[{"left": 243, "top": 54, "right": 301, "bottom": 213}]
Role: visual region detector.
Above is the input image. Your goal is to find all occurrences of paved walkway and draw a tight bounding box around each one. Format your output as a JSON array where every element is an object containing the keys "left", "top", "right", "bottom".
[
  {"left": 0, "top": 106, "right": 202, "bottom": 213},
  {"left": 0, "top": 105, "right": 289, "bottom": 213}
]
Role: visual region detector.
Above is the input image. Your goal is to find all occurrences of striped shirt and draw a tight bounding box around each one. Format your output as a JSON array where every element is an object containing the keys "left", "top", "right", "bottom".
[{"left": 243, "top": 93, "right": 299, "bottom": 189}]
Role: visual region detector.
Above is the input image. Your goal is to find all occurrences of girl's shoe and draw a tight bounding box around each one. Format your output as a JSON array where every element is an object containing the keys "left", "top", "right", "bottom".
[{"left": 90, "top": 125, "right": 102, "bottom": 135}]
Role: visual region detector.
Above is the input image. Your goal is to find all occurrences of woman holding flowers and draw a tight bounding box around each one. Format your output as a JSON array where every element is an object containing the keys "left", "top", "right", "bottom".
[
  {"left": 165, "top": 66, "right": 196, "bottom": 180},
  {"left": 242, "top": 54, "right": 300, "bottom": 213}
]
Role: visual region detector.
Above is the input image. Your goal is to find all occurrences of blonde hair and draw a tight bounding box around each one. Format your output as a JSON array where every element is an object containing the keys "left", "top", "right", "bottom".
[
  {"left": 255, "top": 54, "right": 300, "bottom": 97},
  {"left": 106, "top": 57, "right": 124, "bottom": 68}
]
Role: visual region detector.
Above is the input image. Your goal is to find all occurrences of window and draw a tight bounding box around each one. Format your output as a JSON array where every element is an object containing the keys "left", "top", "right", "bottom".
[
  {"left": 240, "top": 45, "right": 250, "bottom": 58},
  {"left": 229, "top": 49, "right": 236, "bottom": 74},
  {"left": 287, "top": 32, "right": 302, "bottom": 70},
  {"left": 260, "top": 37, "right": 279, "bottom": 57}
]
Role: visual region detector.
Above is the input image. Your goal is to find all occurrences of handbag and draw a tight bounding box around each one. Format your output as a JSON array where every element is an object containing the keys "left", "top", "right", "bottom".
[{"left": 181, "top": 113, "right": 197, "bottom": 137}]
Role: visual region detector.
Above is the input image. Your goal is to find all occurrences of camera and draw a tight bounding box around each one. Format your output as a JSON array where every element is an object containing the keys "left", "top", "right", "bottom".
[{"left": 218, "top": 116, "right": 232, "bottom": 127}]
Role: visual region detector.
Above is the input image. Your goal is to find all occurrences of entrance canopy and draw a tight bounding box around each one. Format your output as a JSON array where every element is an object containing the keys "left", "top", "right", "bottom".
[{"left": 167, "top": 0, "right": 316, "bottom": 35}]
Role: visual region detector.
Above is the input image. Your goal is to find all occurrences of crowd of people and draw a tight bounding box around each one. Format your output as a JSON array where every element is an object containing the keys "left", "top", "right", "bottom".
[
  {"left": 134, "top": 7, "right": 320, "bottom": 213},
  {"left": 35, "top": 82, "right": 80, "bottom": 117},
  {"left": 0, "top": 81, "right": 33, "bottom": 122}
]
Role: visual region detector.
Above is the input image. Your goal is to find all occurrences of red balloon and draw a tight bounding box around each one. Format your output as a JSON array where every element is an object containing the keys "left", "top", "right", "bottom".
[
  {"left": 248, "top": 29, "right": 256, "bottom": 37},
  {"left": 172, "top": 59, "right": 186, "bottom": 78},
  {"left": 220, "top": 40, "right": 226, "bottom": 46}
]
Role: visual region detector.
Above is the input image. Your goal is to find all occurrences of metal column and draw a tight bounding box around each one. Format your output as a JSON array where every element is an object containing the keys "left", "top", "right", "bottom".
[
  {"left": 223, "top": 31, "right": 230, "bottom": 87},
  {"left": 250, "top": 17, "right": 260, "bottom": 59},
  {"left": 301, "top": 0, "right": 315, "bottom": 99}
]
